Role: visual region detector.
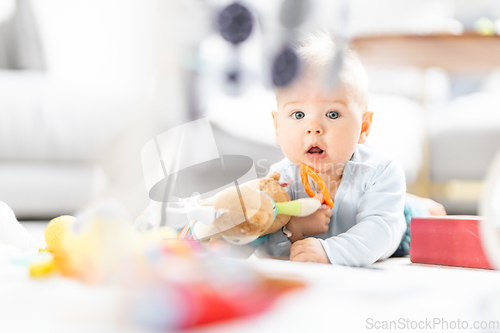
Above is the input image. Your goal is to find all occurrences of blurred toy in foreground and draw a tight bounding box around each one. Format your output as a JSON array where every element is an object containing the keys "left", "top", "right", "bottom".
[
  {"left": 127, "top": 255, "right": 305, "bottom": 330},
  {"left": 30, "top": 215, "right": 79, "bottom": 277},
  {"left": 31, "top": 201, "right": 140, "bottom": 283},
  {"left": 126, "top": 230, "right": 305, "bottom": 330},
  {"left": 29, "top": 201, "right": 306, "bottom": 330},
  {"left": 44, "top": 215, "right": 75, "bottom": 253}
]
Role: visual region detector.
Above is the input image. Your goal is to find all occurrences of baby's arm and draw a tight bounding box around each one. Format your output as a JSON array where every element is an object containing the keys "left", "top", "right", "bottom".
[
  {"left": 286, "top": 205, "right": 331, "bottom": 243},
  {"left": 286, "top": 199, "right": 332, "bottom": 263},
  {"left": 318, "top": 160, "right": 407, "bottom": 266},
  {"left": 255, "top": 194, "right": 330, "bottom": 259},
  {"left": 290, "top": 237, "right": 330, "bottom": 263}
]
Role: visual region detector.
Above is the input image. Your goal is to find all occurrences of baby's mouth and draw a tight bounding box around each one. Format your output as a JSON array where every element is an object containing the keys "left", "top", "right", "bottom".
[
  {"left": 306, "top": 145, "right": 326, "bottom": 160},
  {"left": 307, "top": 146, "right": 324, "bottom": 154}
]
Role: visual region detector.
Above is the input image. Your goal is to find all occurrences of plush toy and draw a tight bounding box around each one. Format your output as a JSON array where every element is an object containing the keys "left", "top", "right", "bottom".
[
  {"left": 136, "top": 164, "right": 334, "bottom": 248},
  {"left": 193, "top": 170, "right": 326, "bottom": 245}
]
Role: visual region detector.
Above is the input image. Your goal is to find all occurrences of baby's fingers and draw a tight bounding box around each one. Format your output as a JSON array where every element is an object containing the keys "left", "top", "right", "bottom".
[
  {"left": 314, "top": 193, "right": 325, "bottom": 204},
  {"left": 291, "top": 253, "right": 312, "bottom": 262},
  {"left": 290, "top": 241, "right": 305, "bottom": 260}
]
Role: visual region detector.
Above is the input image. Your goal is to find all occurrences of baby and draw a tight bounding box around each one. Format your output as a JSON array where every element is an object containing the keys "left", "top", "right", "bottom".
[{"left": 256, "top": 31, "right": 444, "bottom": 266}]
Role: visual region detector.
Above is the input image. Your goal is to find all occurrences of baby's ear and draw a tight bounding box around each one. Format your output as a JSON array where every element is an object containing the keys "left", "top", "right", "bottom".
[
  {"left": 271, "top": 111, "right": 279, "bottom": 145},
  {"left": 358, "top": 111, "right": 373, "bottom": 144}
]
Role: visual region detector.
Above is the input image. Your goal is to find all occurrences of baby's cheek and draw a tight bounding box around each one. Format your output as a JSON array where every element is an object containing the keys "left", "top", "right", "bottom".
[
  {"left": 281, "top": 146, "right": 300, "bottom": 164},
  {"left": 280, "top": 132, "right": 301, "bottom": 154}
]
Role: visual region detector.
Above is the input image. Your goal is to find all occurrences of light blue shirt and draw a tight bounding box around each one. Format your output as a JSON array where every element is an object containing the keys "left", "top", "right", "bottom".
[{"left": 256, "top": 143, "right": 407, "bottom": 266}]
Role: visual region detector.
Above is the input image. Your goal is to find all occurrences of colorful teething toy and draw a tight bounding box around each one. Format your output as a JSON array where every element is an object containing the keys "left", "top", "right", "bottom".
[{"left": 300, "top": 163, "right": 334, "bottom": 208}]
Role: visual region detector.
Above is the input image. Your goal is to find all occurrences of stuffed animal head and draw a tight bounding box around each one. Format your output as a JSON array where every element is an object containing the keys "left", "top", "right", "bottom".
[{"left": 200, "top": 172, "right": 292, "bottom": 245}]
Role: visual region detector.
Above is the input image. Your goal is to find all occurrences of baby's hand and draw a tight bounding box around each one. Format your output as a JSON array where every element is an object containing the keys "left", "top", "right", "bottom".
[
  {"left": 286, "top": 204, "right": 332, "bottom": 243},
  {"left": 290, "top": 238, "right": 330, "bottom": 263}
]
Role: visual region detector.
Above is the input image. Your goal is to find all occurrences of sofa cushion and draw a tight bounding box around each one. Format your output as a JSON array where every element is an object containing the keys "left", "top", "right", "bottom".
[
  {"left": 368, "top": 93, "right": 426, "bottom": 183},
  {"left": 0, "top": 162, "right": 96, "bottom": 218},
  {"left": 0, "top": 71, "right": 146, "bottom": 161},
  {"left": 430, "top": 93, "right": 500, "bottom": 181}
]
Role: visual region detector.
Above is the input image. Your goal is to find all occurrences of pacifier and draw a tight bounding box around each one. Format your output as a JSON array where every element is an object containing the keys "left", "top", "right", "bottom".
[{"left": 300, "top": 163, "right": 334, "bottom": 208}]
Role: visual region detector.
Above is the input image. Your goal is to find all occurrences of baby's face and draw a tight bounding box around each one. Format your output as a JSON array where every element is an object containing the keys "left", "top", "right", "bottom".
[{"left": 273, "top": 78, "right": 371, "bottom": 174}]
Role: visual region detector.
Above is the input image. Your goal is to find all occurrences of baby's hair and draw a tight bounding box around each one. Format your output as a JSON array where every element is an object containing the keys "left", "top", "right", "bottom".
[{"left": 288, "top": 30, "right": 369, "bottom": 111}]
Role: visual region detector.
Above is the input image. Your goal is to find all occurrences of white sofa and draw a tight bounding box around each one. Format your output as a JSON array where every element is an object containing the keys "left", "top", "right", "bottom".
[{"left": 0, "top": 0, "right": 159, "bottom": 218}]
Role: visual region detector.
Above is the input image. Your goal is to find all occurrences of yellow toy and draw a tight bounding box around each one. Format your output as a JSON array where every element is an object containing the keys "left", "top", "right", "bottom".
[
  {"left": 31, "top": 209, "right": 186, "bottom": 281},
  {"left": 30, "top": 215, "right": 75, "bottom": 277},
  {"left": 43, "top": 215, "right": 76, "bottom": 253},
  {"left": 32, "top": 200, "right": 144, "bottom": 283},
  {"left": 29, "top": 252, "right": 56, "bottom": 277}
]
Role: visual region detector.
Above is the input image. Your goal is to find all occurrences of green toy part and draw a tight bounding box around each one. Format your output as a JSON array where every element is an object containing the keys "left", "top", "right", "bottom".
[{"left": 276, "top": 198, "right": 322, "bottom": 217}]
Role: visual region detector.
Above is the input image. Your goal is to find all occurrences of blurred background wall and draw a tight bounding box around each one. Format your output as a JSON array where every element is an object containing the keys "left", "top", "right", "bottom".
[{"left": 1, "top": 0, "right": 500, "bottom": 219}]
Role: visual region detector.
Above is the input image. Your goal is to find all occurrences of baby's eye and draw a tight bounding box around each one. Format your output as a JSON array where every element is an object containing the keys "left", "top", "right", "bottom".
[
  {"left": 326, "top": 111, "right": 339, "bottom": 119},
  {"left": 292, "top": 111, "right": 305, "bottom": 120}
]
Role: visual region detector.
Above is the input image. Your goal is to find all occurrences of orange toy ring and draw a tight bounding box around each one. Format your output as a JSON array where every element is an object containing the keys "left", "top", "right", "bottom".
[{"left": 300, "top": 164, "right": 334, "bottom": 208}]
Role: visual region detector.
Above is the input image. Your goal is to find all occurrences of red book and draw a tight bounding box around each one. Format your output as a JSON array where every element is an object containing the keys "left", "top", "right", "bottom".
[{"left": 410, "top": 216, "right": 492, "bottom": 269}]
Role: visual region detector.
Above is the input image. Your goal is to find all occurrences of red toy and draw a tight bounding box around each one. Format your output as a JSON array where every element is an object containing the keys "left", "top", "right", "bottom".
[{"left": 410, "top": 216, "right": 492, "bottom": 269}]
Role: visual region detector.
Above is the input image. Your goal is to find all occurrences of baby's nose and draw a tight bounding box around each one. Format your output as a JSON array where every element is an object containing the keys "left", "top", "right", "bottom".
[{"left": 306, "top": 124, "right": 323, "bottom": 135}]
